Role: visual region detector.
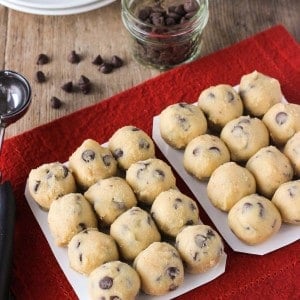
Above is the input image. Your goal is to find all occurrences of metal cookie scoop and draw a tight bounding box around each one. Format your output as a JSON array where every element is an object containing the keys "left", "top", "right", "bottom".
[{"left": 0, "top": 70, "right": 31, "bottom": 300}]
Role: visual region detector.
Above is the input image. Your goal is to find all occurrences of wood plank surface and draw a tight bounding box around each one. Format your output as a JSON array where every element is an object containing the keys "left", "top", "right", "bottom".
[{"left": 0, "top": 0, "right": 299, "bottom": 138}]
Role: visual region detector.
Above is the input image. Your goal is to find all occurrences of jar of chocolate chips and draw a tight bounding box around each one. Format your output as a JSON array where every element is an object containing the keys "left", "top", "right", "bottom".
[{"left": 121, "top": 0, "right": 209, "bottom": 69}]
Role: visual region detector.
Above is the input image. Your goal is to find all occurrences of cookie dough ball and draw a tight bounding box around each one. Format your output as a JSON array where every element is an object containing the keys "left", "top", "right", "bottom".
[
  {"left": 88, "top": 261, "right": 140, "bottom": 300},
  {"left": 183, "top": 134, "right": 230, "bottom": 180},
  {"left": 198, "top": 84, "right": 243, "bottom": 131},
  {"left": 28, "top": 162, "right": 76, "bottom": 210},
  {"left": 239, "top": 70, "right": 282, "bottom": 117},
  {"left": 48, "top": 193, "right": 97, "bottom": 246},
  {"left": 246, "top": 146, "right": 293, "bottom": 198},
  {"left": 284, "top": 132, "right": 300, "bottom": 177},
  {"left": 207, "top": 162, "right": 256, "bottom": 212},
  {"left": 110, "top": 207, "right": 161, "bottom": 261},
  {"left": 176, "top": 225, "right": 224, "bottom": 274},
  {"left": 220, "top": 115, "right": 270, "bottom": 162},
  {"left": 272, "top": 180, "right": 300, "bottom": 225},
  {"left": 108, "top": 126, "right": 155, "bottom": 170},
  {"left": 228, "top": 194, "right": 282, "bottom": 245},
  {"left": 262, "top": 103, "right": 300, "bottom": 145},
  {"left": 151, "top": 189, "right": 200, "bottom": 237},
  {"left": 84, "top": 177, "right": 137, "bottom": 226},
  {"left": 126, "top": 158, "right": 176, "bottom": 205},
  {"left": 68, "top": 228, "right": 119, "bottom": 275},
  {"left": 134, "top": 242, "right": 184, "bottom": 296},
  {"left": 159, "top": 102, "right": 207, "bottom": 149},
  {"left": 69, "top": 139, "right": 117, "bottom": 190}
]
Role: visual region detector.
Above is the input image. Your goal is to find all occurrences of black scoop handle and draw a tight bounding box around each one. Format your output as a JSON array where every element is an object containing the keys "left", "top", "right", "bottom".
[{"left": 0, "top": 181, "right": 15, "bottom": 300}]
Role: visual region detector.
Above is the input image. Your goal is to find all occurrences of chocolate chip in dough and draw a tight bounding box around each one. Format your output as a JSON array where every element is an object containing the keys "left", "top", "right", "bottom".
[
  {"left": 82, "top": 150, "right": 96, "bottom": 162},
  {"left": 275, "top": 112, "right": 288, "bottom": 125},
  {"left": 166, "top": 267, "right": 180, "bottom": 280},
  {"left": 99, "top": 276, "right": 114, "bottom": 290}
]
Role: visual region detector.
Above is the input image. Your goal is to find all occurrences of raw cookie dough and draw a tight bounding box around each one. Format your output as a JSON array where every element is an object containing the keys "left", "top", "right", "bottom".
[
  {"left": 126, "top": 158, "right": 176, "bottom": 205},
  {"left": 262, "top": 103, "right": 300, "bottom": 145},
  {"left": 108, "top": 125, "right": 155, "bottom": 170},
  {"left": 69, "top": 139, "right": 117, "bottom": 190},
  {"left": 48, "top": 193, "right": 97, "bottom": 246},
  {"left": 28, "top": 162, "right": 77, "bottom": 210},
  {"left": 88, "top": 261, "right": 140, "bottom": 300},
  {"left": 228, "top": 194, "right": 282, "bottom": 245},
  {"left": 159, "top": 102, "right": 207, "bottom": 149},
  {"left": 239, "top": 70, "right": 282, "bottom": 117},
  {"left": 220, "top": 115, "right": 270, "bottom": 162},
  {"left": 175, "top": 225, "right": 224, "bottom": 274},
  {"left": 133, "top": 242, "right": 184, "bottom": 296},
  {"left": 151, "top": 188, "right": 200, "bottom": 237},
  {"left": 198, "top": 84, "right": 243, "bottom": 131},
  {"left": 207, "top": 162, "right": 256, "bottom": 212},
  {"left": 272, "top": 180, "right": 300, "bottom": 225},
  {"left": 84, "top": 177, "right": 137, "bottom": 226},
  {"left": 67, "top": 228, "right": 119, "bottom": 275},
  {"left": 246, "top": 146, "right": 294, "bottom": 198},
  {"left": 110, "top": 207, "right": 161, "bottom": 261},
  {"left": 284, "top": 132, "right": 300, "bottom": 177},
  {"left": 183, "top": 134, "right": 230, "bottom": 180}
]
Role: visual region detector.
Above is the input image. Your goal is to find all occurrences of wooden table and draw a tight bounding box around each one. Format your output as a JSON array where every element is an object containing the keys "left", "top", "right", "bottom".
[{"left": 0, "top": 0, "right": 299, "bottom": 139}]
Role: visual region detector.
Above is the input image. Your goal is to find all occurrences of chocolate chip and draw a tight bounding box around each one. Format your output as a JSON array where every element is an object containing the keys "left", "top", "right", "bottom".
[
  {"left": 102, "top": 154, "right": 113, "bottom": 166},
  {"left": 76, "top": 241, "right": 81, "bottom": 248},
  {"left": 169, "top": 284, "right": 178, "bottom": 291},
  {"left": 194, "top": 234, "right": 207, "bottom": 248},
  {"left": 193, "top": 147, "right": 201, "bottom": 156},
  {"left": 242, "top": 202, "right": 253, "bottom": 213},
  {"left": 50, "top": 96, "right": 63, "bottom": 109},
  {"left": 62, "top": 165, "right": 69, "bottom": 178},
  {"left": 166, "top": 267, "right": 180, "bottom": 280},
  {"left": 208, "top": 92, "right": 215, "bottom": 98},
  {"left": 138, "top": 6, "right": 152, "bottom": 21},
  {"left": 139, "top": 138, "right": 150, "bottom": 149},
  {"left": 79, "top": 253, "right": 82, "bottom": 262},
  {"left": 131, "top": 127, "right": 140, "bottom": 131},
  {"left": 113, "top": 148, "right": 123, "bottom": 159},
  {"left": 177, "top": 115, "right": 190, "bottom": 131},
  {"left": 185, "top": 219, "right": 194, "bottom": 225},
  {"left": 183, "top": 0, "right": 199, "bottom": 13},
  {"left": 257, "top": 202, "right": 265, "bottom": 218},
  {"left": 193, "top": 251, "right": 199, "bottom": 261},
  {"left": 207, "top": 229, "right": 215, "bottom": 238},
  {"left": 275, "top": 112, "right": 288, "bottom": 125},
  {"left": 154, "top": 169, "right": 165, "bottom": 179},
  {"left": 99, "top": 62, "right": 114, "bottom": 74},
  {"left": 111, "top": 55, "right": 123, "bottom": 68},
  {"left": 68, "top": 50, "right": 81, "bottom": 64},
  {"left": 288, "top": 187, "right": 296, "bottom": 197},
  {"left": 36, "top": 53, "right": 49, "bottom": 65},
  {"left": 174, "top": 4, "right": 186, "bottom": 16},
  {"left": 209, "top": 146, "right": 221, "bottom": 154},
  {"left": 78, "top": 75, "right": 91, "bottom": 94},
  {"left": 34, "top": 180, "right": 41, "bottom": 192},
  {"left": 110, "top": 296, "right": 121, "bottom": 300},
  {"left": 35, "top": 71, "right": 46, "bottom": 83},
  {"left": 227, "top": 91, "right": 235, "bottom": 102},
  {"left": 82, "top": 149, "right": 96, "bottom": 162},
  {"left": 61, "top": 81, "right": 73, "bottom": 93},
  {"left": 99, "top": 276, "right": 114, "bottom": 290},
  {"left": 79, "top": 223, "right": 87, "bottom": 231},
  {"left": 92, "top": 55, "right": 103, "bottom": 65}
]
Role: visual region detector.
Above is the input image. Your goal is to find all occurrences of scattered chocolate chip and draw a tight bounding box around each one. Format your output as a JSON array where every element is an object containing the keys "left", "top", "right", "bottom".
[
  {"left": 227, "top": 91, "right": 235, "bottom": 102},
  {"left": 209, "top": 146, "right": 221, "bottom": 154},
  {"left": 61, "top": 81, "right": 73, "bottom": 93},
  {"left": 185, "top": 220, "right": 194, "bottom": 225},
  {"left": 257, "top": 202, "right": 265, "bottom": 218},
  {"left": 192, "top": 147, "right": 201, "bottom": 156},
  {"left": 102, "top": 154, "right": 113, "bottom": 166},
  {"left": 78, "top": 75, "right": 91, "bottom": 94},
  {"left": 194, "top": 234, "right": 207, "bottom": 248},
  {"left": 111, "top": 55, "right": 123, "bottom": 68},
  {"left": 50, "top": 96, "right": 63, "bottom": 109},
  {"left": 154, "top": 169, "right": 165, "bottom": 179},
  {"left": 35, "top": 70, "right": 46, "bottom": 83},
  {"left": 99, "top": 62, "right": 114, "bottom": 74},
  {"left": 139, "top": 138, "right": 150, "bottom": 150},
  {"left": 76, "top": 241, "right": 81, "bottom": 248},
  {"left": 92, "top": 55, "right": 103, "bottom": 65},
  {"left": 62, "top": 165, "right": 69, "bottom": 178},
  {"left": 79, "top": 253, "right": 83, "bottom": 262},
  {"left": 68, "top": 50, "right": 81, "bottom": 64},
  {"left": 207, "top": 229, "right": 215, "bottom": 238},
  {"left": 113, "top": 149, "right": 123, "bottom": 159},
  {"left": 242, "top": 202, "right": 253, "bottom": 213},
  {"left": 78, "top": 223, "right": 87, "bottom": 231},
  {"left": 99, "top": 276, "right": 114, "bottom": 290},
  {"left": 36, "top": 53, "right": 49, "bottom": 65},
  {"left": 82, "top": 149, "right": 96, "bottom": 162}
]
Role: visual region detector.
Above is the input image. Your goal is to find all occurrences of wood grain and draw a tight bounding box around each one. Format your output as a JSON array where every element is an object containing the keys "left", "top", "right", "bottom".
[{"left": 0, "top": 0, "right": 299, "bottom": 138}]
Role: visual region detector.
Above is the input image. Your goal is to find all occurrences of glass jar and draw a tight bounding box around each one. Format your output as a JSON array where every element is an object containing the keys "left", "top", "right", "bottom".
[{"left": 121, "top": 0, "right": 209, "bottom": 70}]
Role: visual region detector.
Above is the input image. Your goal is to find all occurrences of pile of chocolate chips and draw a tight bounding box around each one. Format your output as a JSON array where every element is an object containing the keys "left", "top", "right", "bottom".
[
  {"left": 34, "top": 51, "right": 124, "bottom": 109},
  {"left": 137, "top": 0, "right": 200, "bottom": 28},
  {"left": 134, "top": 0, "right": 202, "bottom": 68}
]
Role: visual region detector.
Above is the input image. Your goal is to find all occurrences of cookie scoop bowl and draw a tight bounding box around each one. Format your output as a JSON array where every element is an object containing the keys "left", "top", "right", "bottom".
[{"left": 121, "top": 0, "right": 209, "bottom": 70}]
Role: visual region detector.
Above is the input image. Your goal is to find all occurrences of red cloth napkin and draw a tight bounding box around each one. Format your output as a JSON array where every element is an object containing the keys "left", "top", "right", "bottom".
[{"left": 1, "top": 25, "right": 299, "bottom": 300}]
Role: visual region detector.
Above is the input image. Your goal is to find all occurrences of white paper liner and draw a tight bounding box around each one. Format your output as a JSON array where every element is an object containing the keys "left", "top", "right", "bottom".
[
  {"left": 25, "top": 180, "right": 227, "bottom": 300},
  {"left": 152, "top": 90, "right": 300, "bottom": 255}
]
